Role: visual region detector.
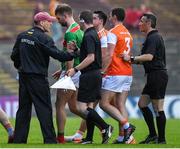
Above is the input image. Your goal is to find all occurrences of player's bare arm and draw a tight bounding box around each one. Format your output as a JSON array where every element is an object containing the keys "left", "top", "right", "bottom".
[{"left": 101, "top": 43, "right": 115, "bottom": 73}]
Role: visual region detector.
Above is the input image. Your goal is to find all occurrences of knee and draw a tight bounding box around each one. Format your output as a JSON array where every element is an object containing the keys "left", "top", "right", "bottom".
[
  {"left": 153, "top": 103, "right": 164, "bottom": 112},
  {"left": 55, "top": 101, "right": 65, "bottom": 112},
  {"left": 77, "top": 105, "right": 86, "bottom": 115},
  {"left": 69, "top": 105, "right": 78, "bottom": 114},
  {"left": 99, "top": 100, "right": 108, "bottom": 111},
  {"left": 138, "top": 99, "right": 146, "bottom": 108},
  {"left": 116, "top": 102, "right": 124, "bottom": 110},
  {"left": 138, "top": 100, "right": 142, "bottom": 108},
  {"left": 152, "top": 104, "right": 163, "bottom": 114}
]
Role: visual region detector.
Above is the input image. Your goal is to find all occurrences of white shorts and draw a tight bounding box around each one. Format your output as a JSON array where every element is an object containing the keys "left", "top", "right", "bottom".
[
  {"left": 102, "top": 75, "right": 133, "bottom": 93},
  {"left": 60, "top": 71, "right": 81, "bottom": 88}
]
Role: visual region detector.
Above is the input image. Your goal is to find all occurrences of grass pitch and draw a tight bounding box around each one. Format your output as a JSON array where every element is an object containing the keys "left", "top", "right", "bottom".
[{"left": 0, "top": 117, "right": 179, "bottom": 148}]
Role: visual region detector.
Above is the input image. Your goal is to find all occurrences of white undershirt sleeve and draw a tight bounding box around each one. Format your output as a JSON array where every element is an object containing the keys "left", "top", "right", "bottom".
[
  {"left": 107, "top": 32, "right": 117, "bottom": 45},
  {"left": 100, "top": 36, "right": 108, "bottom": 48}
]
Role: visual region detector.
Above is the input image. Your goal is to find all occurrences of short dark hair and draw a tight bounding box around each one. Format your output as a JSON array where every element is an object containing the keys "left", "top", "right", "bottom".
[
  {"left": 93, "top": 10, "right": 107, "bottom": 26},
  {"left": 111, "top": 8, "right": 125, "bottom": 22},
  {"left": 79, "top": 10, "right": 93, "bottom": 24},
  {"left": 34, "top": 20, "right": 39, "bottom": 25},
  {"left": 143, "top": 13, "right": 157, "bottom": 28},
  {"left": 55, "top": 3, "right": 72, "bottom": 16}
]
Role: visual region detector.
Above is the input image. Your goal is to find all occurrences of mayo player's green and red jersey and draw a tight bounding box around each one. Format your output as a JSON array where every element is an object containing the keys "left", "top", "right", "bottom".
[{"left": 61, "top": 22, "right": 84, "bottom": 70}]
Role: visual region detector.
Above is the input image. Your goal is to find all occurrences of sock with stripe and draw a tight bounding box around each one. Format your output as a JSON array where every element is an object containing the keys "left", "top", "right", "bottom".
[{"left": 4, "top": 123, "right": 14, "bottom": 137}]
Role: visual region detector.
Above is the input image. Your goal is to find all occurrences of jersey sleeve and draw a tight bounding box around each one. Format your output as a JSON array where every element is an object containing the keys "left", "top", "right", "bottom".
[
  {"left": 100, "top": 36, "right": 107, "bottom": 48},
  {"left": 11, "top": 34, "right": 21, "bottom": 69},
  {"left": 42, "top": 36, "right": 74, "bottom": 62},
  {"left": 107, "top": 32, "right": 117, "bottom": 45}
]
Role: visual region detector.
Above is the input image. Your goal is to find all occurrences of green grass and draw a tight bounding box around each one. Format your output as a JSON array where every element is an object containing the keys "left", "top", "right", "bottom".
[{"left": 0, "top": 117, "right": 180, "bottom": 148}]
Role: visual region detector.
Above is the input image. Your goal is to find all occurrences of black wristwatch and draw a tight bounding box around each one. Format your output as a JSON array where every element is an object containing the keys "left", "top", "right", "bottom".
[
  {"left": 74, "top": 67, "right": 79, "bottom": 73},
  {"left": 101, "top": 71, "right": 105, "bottom": 75},
  {"left": 130, "top": 56, "right": 135, "bottom": 62}
]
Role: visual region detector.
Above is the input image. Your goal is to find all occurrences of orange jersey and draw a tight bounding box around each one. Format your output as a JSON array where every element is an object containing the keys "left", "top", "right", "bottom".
[{"left": 106, "top": 24, "right": 133, "bottom": 76}]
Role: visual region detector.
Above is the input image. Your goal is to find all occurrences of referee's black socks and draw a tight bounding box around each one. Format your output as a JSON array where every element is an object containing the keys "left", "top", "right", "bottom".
[
  {"left": 156, "top": 111, "right": 166, "bottom": 142},
  {"left": 87, "top": 107, "right": 108, "bottom": 130},
  {"left": 140, "top": 107, "right": 157, "bottom": 137},
  {"left": 86, "top": 117, "right": 95, "bottom": 141}
]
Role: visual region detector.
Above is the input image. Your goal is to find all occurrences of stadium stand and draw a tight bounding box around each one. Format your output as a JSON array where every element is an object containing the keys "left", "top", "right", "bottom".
[
  {"left": 0, "top": 42, "right": 19, "bottom": 95},
  {"left": 0, "top": 0, "right": 35, "bottom": 40},
  {"left": 107, "top": 0, "right": 180, "bottom": 37}
]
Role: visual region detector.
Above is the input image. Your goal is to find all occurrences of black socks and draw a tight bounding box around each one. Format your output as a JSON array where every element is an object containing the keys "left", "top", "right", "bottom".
[
  {"left": 156, "top": 111, "right": 166, "bottom": 142},
  {"left": 86, "top": 107, "right": 108, "bottom": 130},
  {"left": 86, "top": 117, "right": 95, "bottom": 141},
  {"left": 141, "top": 107, "right": 166, "bottom": 142},
  {"left": 140, "top": 107, "right": 157, "bottom": 137}
]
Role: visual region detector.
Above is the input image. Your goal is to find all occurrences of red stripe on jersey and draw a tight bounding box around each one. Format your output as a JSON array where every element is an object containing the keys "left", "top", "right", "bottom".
[{"left": 70, "top": 25, "right": 80, "bottom": 33}]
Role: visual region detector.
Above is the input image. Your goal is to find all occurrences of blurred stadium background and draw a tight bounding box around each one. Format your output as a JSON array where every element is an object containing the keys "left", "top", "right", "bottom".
[{"left": 0, "top": 0, "right": 180, "bottom": 119}]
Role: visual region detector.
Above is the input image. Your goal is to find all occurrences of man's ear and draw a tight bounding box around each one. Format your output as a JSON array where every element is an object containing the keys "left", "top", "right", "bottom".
[
  {"left": 100, "top": 19, "right": 103, "bottom": 25},
  {"left": 39, "top": 21, "right": 44, "bottom": 26},
  {"left": 147, "top": 20, "right": 151, "bottom": 27},
  {"left": 114, "top": 15, "right": 117, "bottom": 21}
]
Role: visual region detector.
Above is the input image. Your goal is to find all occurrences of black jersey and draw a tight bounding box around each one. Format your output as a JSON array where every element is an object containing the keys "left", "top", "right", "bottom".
[
  {"left": 80, "top": 27, "right": 102, "bottom": 73},
  {"left": 141, "top": 30, "right": 166, "bottom": 73}
]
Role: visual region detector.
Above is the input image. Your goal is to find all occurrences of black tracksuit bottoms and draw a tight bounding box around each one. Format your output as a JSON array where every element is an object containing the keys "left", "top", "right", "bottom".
[{"left": 13, "top": 73, "right": 57, "bottom": 143}]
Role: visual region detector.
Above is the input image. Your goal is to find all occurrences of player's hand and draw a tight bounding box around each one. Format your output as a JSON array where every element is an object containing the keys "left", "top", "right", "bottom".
[
  {"left": 122, "top": 52, "right": 131, "bottom": 61},
  {"left": 67, "top": 41, "right": 77, "bottom": 51},
  {"left": 52, "top": 70, "right": 62, "bottom": 80},
  {"left": 66, "top": 68, "right": 75, "bottom": 77}
]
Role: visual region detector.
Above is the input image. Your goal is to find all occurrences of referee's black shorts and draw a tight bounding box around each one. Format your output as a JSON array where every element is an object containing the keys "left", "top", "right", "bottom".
[
  {"left": 142, "top": 70, "right": 168, "bottom": 99},
  {"left": 78, "top": 69, "right": 102, "bottom": 103}
]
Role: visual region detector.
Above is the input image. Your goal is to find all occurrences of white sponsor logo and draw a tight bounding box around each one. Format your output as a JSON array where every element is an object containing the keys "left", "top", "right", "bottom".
[{"left": 21, "top": 38, "right": 35, "bottom": 45}]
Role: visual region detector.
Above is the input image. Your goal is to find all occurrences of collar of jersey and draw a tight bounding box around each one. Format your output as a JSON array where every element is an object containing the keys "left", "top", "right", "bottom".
[{"left": 66, "top": 22, "right": 76, "bottom": 33}]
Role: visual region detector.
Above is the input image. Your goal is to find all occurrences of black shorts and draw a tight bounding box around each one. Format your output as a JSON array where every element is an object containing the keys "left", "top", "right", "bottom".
[
  {"left": 142, "top": 70, "right": 168, "bottom": 99},
  {"left": 78, "top": 69, "right": 102, "bottom": 103}
]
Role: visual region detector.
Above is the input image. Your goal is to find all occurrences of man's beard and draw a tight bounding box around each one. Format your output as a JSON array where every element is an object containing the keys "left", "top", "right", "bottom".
[{"left": 60, "top": 22, "right": 67, "bottom": 27}]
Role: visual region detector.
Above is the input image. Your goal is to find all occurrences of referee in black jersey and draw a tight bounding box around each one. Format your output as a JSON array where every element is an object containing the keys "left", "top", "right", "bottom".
[
  {"left": 123, "top": 13, "right": 168, "bottom": 144},
  {"left": 67, "top": 10, "right": 113, "bottom": 144}
]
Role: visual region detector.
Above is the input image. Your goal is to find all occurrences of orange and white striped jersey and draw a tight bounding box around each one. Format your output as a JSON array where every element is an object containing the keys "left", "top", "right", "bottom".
[
  {"left": 98, "top": 28, "right": 108, "bottom": 59},
  {"left": 106, "top": 24, "right": 133, "bottom": 76},
  {"left": 98, "top": 28, "right": 108, "bottom": 48}
]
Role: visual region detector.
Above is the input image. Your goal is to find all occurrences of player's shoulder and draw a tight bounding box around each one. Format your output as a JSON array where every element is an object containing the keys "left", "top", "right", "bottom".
[
  {"left": 98, "top": 28, "right": 107, "bottom": 39},
  {"left": 70, "top": 25, "right": 81, "bottom": 33},
  {"left": 110, "top": 24, "right": 125, "bottom": 32},
  {"left": 66, "top": 22, "right": 81, "bottom": 33}
]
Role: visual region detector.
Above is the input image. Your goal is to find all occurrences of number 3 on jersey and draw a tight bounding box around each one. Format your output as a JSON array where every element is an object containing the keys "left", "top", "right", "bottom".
[{"left": 124, "top": 37, "right": 131, "bottom": 54}]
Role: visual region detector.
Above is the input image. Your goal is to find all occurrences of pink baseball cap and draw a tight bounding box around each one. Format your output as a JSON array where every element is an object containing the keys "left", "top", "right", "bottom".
[{"left": 34, "top": 12, "right": 57, "bottom": 22}]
